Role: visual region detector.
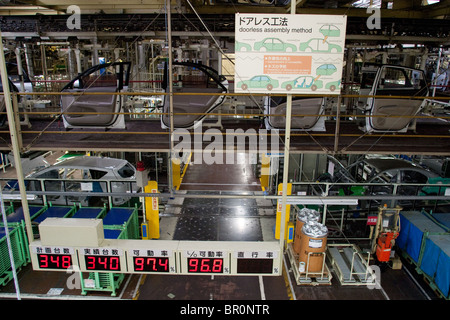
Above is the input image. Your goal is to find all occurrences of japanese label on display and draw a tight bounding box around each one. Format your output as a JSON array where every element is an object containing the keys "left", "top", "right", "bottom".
[
  {"left": 81, "top": 247, "right": 123, "bottom": 256},
  {"left": 234, "top": 250, "right": 278, "bottom": 259},
  {"left": 235, "top": 13, "right": 347, "bottom": 94},
  {"left": 32, "top": 246, "right": 74, "bottom": 254}
]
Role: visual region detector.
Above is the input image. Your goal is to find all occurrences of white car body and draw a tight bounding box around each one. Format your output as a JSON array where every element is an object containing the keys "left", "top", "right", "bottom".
[{"left": 26, "top": 156, "right": 137, "bottom": 206}]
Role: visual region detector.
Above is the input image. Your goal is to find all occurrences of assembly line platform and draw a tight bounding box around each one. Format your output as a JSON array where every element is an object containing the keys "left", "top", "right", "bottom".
[{"left": 0, "top": 117, "right": 448, "bottom": 155}]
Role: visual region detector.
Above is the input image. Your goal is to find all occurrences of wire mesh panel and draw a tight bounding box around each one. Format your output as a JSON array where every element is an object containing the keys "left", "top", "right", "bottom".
[
  {"left": 102, "top": 206, "right": 139, "bottom": 239},
  {"left": 0, "top": 226, "right": 28, "bottom": 286}
]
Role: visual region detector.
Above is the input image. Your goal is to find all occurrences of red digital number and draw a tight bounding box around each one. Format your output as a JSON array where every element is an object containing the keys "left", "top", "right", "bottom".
[
  {"left": 86, "top": 256, "right": 96, "bottom": 269},
  {"left": 98, "top": 257, "right": 108, "bottom": 269},
  {"left": 50, "top": 255, "right": 60, "bottom": 268},
  {"left": 200, "top": 259, "right": 211, "bottom": 272},
  {"left": 62, "top": 255, "right": 72, "bottom": 269},
  {"left": 86, "top": 256, "right": 120, "bottom": 271},
  {"left": 38, "top": 254, "right": 72, "bottom": 269},
  {"left": 135, "top": 257, "right": 144, "bottom": 271},
  {"left": 145, "top": 258, "right": 155, "bottom": 271},
  {"left": 38, "top": 254, "right": 48, "bottom": 268},
  {"left": 110, "top": 257, "right": 120, "bottom": 270},
  {"left": 188, "top": 258, "right": 199, "bottom": 272},
  {"left": 188, "top": 258, "right": 223, "bottom": 273},
  {"left": 159, "top": 258, "right": 169, "bottom": 271},
  {"left": 134, "top": 257, "right": 169, "bottom": 272},
  {"left": 212, "top": 259, "right": 222, "bottom": 272}
]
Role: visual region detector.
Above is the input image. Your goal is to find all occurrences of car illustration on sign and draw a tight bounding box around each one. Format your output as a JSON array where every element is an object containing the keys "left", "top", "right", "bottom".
[
  {"left": 237, "top": 75, "right": 279, "bottom": 91},
  {"left": 253, "top": 38, "right": 297, "bottom": 52},
  {"left": 325, "top": 79, "right": 341, "bottom": 91},
  {"left": 317, "top": 64, "right": 337, "bottom": 76},
  {"left": 281, "top": 76, "right": 323, "bottom": 91},
  {"left": 299, "top": 38, "right": 342, "bottom": 53},
  {"left": 319, "top": 24, "right": 341, "bottom": 37},
  {"left": 235, "top": 41, "right": 252, "bottom": 52}
]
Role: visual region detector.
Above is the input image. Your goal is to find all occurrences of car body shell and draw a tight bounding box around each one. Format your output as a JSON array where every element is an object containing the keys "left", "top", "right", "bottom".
[{"left": 26, "top": 156, "right": 137, "bottom": 206}]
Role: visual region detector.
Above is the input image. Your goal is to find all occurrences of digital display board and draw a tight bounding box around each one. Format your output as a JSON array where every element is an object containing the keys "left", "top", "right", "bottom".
[
  {"left": 231, "top": 244, "right": 280, "bottom": 275},
  {"left": 236, "top": 258, "right": 274, "bottom": 274},
  {"left": 30, "top": 240, "right": 280, "bottom": 276},
  {"left": 178, "top": 241, "right": 230, "bottom": 275},
  {"left": 84, "top": 255, "right": 121, "bottom": 271},
  {"left": 37, "top": 254, "right": 73, "bottom": 270},
  {"left": 133, "top": 257, "right": 169, "bottom": 273},
  {"left": 78, "top": 246, "right": 124, "bottom": 273},
  {"left": 127, "top": 247, "right": 175, "bottom": 274},
  {"left": 187, "top": 258, "right": 223, "bottom": 273},
  {"left": 30, "top": 245, "right": 77, "bottom": 271}
]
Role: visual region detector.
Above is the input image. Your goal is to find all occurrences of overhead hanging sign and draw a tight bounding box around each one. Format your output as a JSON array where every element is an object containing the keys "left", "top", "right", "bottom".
[{"left": 234, "top": 13, "right": 347, "bottom": 94}]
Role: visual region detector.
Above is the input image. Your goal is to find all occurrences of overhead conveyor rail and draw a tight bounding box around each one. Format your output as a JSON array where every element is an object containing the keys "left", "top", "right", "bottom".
[{"left": 0, "top": 90, "right": 448, "bottom": 155}]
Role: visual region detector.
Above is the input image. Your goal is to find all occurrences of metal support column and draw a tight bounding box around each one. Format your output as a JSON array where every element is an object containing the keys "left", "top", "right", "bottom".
[
  {"left": 279, "top": 0, "right": 296, "bottom": 273},
  {"left": 334, "top": 95, "right": 342, "bottom": 153},
  {"left": 167, "top": 0, "right": 175, "bottom": 194},
  {"left": 0, "top": 30, "right": 34, "bottom": 245},
  {"left": 14, "top": 47, "right": 25, "bottom": 92},
  {"left": 23, "top": 43, "right": 34, "bottom": 78},
  {"left": 279, "top": 93, "right": 292, "bottom": 271}
]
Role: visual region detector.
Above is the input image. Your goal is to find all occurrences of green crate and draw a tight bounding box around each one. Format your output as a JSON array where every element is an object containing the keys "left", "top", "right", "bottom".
[
  {"left": 0, "top": 225, "right": 28, "bottom": 286},
  {"left": 102, "top": 206, "right": 139, "bottom": 240},
  {"left": 79, "top": 213, "right": 133, "bottom": 296},
  {"left": 0, "top": 205, "right": 46, "bottom": 264},
  {"left": 80, "top": 272, "right": 125, "bottom": 297}
]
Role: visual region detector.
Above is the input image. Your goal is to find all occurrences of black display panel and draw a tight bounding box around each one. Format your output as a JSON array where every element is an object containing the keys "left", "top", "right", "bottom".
[{"left": 237, "top": 258, "right": 273, "bottom": 274}]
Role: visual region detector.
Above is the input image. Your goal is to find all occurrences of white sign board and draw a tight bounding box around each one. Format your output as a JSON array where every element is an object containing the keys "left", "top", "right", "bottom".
[{"left": 235, "top": 13, "right": 347, "bottom": 94}]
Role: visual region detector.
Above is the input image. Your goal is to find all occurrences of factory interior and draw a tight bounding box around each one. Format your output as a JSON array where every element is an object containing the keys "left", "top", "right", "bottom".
[{"left": 0, "top": 0, "right": 449, "bottom": 309}]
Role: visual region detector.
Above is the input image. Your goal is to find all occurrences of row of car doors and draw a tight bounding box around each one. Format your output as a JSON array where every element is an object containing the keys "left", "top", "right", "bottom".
[{"left": 56, "top": 62, "right": 429, "bottom": 133}]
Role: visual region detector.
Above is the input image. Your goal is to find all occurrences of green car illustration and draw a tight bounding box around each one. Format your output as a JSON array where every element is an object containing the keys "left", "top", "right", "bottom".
[
  {"left": 319, "top": 24, "right": 340, "bottom": 37},
  {"left": 237, "top": 75, "right": 279, "bottom": 91},
  {"left": 299, "top": 38, "right": 342, "bottom": 53},
  {"left": 281, "top": 76, "right": 323, "bottom": 91},
  {"left": 325, "top": 79, "right": 341, "bottom": 92},
  {"left": 317, "top": 64, "right": 337, "bottom": 76},
  {"left": 253, "top": 38, "right": 296, "bottom": 52},
  {"left": 235, "top": 41, "right": 252, "bottom": 52}
]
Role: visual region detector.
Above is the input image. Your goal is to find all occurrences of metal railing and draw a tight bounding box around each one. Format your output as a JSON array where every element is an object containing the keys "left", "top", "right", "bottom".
[
  {"left": 0, "top": 90, "right": 448, "bottom": 155},
  {"left": 0, "top": 177, "right": 138, "bottom": 208}
]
